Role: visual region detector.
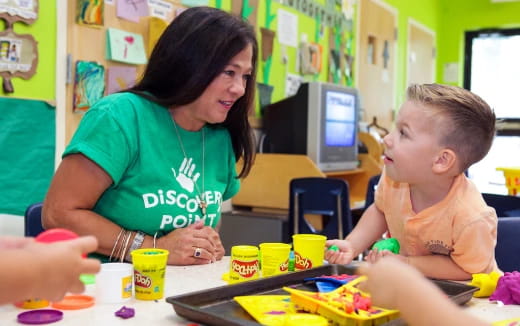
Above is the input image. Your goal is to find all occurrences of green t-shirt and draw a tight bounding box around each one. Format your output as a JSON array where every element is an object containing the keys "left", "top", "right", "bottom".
[{"left": 64, "top": 92, "right": 240, "bottom": 237}]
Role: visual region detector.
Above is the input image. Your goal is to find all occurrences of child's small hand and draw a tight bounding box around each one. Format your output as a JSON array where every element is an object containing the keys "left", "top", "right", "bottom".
[
  {"left": 365, "top": 249, "right": 407, "bottom": 264},
  {"left": 325, "top": 239, "right": 356, "bottom": 264}
]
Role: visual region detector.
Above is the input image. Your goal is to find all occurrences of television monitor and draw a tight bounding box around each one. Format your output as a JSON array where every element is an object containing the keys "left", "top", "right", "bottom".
[{"left": 262, "top": 82, "right": 360, "bottom": 171}]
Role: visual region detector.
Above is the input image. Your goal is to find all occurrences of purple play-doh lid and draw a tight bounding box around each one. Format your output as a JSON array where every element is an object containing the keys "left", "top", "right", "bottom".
[{"left": 17, "top": 309, "right": 63, "bottom": 325}]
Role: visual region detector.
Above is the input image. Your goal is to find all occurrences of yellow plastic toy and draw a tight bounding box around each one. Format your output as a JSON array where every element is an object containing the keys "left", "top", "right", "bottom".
[
  {"left": 283, "top": 276, "right": 399, "bottom": 326},
  {"left": 468, "top": 271, "right": 501, "bottom": 297}
]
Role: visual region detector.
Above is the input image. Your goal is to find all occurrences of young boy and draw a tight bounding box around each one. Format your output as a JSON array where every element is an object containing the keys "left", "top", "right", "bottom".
[{"left": 326, "top": 83, "right": 498, "bottom": 280}]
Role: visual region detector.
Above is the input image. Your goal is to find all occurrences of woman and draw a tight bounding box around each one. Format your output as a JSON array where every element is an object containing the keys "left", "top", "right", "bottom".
[{"left": 43, "top": 7, "right": 257, "bottom": 265}]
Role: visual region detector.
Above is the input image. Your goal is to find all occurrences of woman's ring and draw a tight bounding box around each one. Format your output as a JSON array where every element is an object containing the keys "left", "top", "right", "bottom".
[{"left": 193, "top": 247, "right": 202, "bottom": 258}]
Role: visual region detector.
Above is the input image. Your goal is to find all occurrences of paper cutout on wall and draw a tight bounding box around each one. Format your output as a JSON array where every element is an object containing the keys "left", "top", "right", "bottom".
[
  {"left": 181, "top": 0, "right": 208, "bottom": 7},
  {"left": 257, "top": 82, "right": 274, "bottom": 115},
  {"left": 73, "top": 60, "right": 105, "bottom": 112},
  {"left": 76, "top": 0, "right": 104, "bottom": 27},
  {"left": 107, "top": 65, "right": 136, "bottom": 94},
  {"left": 0, "top": 30, "right": 38, "bottom": 93},
  {"left": 0, "top": 0, "right": 39, "bottom": 25},
  {"left": 117, "top": 0, "right": 149, "bottom": 23},
  {"left": 285, "top": 73, "right": 302, "bottom": 97},
  {"left": 277, "top": 9, "right": 297, "bottom": 48},
  {"left": 148, "top": 16, "right": 167, "bottom": 57},
  {"left": 106, "top": 28, "right": 147, "bottom": 65},
  {"left": 260, "top": 28, "right": 275, "bottom": 62},
  {"left": 299, "top": 42, "right": 321, "bottom": 75},
  {"left": 148, "top": 0, "right": 174, "bottom": 21}
]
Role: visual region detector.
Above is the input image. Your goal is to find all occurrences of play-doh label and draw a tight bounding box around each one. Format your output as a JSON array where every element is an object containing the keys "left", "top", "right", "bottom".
[
  {"left": 231, "top": 259, "right": 259, "bottom": 278},
  {"left": 295, "top": 252, "right": 313, "bottom": 270}
]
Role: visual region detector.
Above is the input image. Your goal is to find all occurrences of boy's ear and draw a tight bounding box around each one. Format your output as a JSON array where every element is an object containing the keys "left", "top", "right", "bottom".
[{"left": 432, "top": 149, "right": 457, "bottom": 173}]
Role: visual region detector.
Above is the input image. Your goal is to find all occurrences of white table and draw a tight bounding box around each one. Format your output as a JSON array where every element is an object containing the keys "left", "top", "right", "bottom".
[{"left": 1, "top": 257, "right": 519, "bottom": 325}]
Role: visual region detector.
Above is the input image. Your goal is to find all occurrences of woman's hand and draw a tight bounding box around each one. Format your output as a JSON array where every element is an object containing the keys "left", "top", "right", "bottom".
[{"left": 157, "top": 220, "right": 225, "bottom": 265}]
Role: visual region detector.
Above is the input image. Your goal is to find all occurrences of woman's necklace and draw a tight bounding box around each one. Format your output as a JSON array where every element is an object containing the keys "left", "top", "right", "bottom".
[{"left": 172, "top": 119, "right": 207, "bottom": 217}]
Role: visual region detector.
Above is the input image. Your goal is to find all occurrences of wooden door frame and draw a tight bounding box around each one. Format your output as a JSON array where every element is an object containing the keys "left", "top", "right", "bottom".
[
  {"left": 354, "top": 0, "right": 398, "bottom": 123},
  {"left": 406, "top": 18, "right": 436, "bottom": 87}
]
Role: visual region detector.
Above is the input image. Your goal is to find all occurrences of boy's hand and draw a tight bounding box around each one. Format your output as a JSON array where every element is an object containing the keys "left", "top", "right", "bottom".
[
  {"left": 365, "top": 248, "right": 407, "bottom": 264},
  {"left": 325, "top": 239, "right": 356, "bottom": 264}
]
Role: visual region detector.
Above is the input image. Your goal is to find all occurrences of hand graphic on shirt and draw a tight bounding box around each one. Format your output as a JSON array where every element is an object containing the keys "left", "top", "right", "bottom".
[{"left": 172, "top": 158, "right": 200, "bottom": 193}]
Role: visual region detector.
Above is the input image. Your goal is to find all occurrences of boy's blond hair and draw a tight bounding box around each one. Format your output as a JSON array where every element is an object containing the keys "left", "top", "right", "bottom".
[{"left": 406, "top": 84, "right": 495, "bottom": 172}]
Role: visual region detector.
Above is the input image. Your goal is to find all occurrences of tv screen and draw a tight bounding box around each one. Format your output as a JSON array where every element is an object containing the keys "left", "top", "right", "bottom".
[
  {"left": 325, "top": 90, "right": 356, "bottom": 147},
  {"left": 262, "top": 82, "right": 360, "bottom": 171}
]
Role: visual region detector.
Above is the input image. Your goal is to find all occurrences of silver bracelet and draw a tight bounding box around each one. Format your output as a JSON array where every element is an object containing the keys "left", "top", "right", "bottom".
[
  {"left": 126, "top": 231, "right": 146, "bottom": 261},
  {"left": 120, "top": 230, "right": 132, "bottom": 262},
  {"left": 153, "top": 231, "right": 158, "bottom": 248},
  {"left": 109, "top": 228, "right": 125, "bottom": 262}
]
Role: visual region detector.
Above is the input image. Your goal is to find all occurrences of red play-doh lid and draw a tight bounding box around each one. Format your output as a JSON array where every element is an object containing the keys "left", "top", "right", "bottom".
[{"left": 35, "top": 228, "right": 78, "bottom": 243}]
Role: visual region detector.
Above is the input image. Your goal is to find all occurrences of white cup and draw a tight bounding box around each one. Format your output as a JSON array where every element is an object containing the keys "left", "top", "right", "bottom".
[{"left": 95, "top": 263, "right": 133, "bottom": 304}]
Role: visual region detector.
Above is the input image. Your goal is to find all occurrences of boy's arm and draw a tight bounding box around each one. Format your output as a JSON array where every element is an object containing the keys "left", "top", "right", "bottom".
[
  {"left": 408, "top": 255, "right": 472, "bottom": 280},
  {"left": 347, "top": 203, "right": 388, "bottom": 254},
  {"left": 326, "top": 203, "right": 387, "bottom": 264}
]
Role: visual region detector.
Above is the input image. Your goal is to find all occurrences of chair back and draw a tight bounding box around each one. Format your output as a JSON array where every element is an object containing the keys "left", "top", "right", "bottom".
[
  {"left": 24, "top": 202, "right": 45, "bottom": 237},
  {"left": 288, "top": 177, "right": 352, "bottom": 240},
  {"left": 482, "top": 193, "right": 520, "bottom": 217},
  {"left": 495, "top": 217, "right": 520, "bottom": 272},
  {"left": 364, "top": 174, "right": 381, "bottom": 210}
]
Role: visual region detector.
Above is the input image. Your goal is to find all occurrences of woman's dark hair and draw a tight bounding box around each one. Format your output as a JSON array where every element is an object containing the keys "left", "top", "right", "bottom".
[{"left": 128, "top": 6, "right": 257, "bottom": 178}]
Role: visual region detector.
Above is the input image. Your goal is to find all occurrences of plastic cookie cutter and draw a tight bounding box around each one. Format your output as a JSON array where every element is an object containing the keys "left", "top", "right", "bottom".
[
  {"left": 371, "top": 238, "right": 400, "bottom": 254},
  {"left": 468, "top": 271, "right": 501, "bottom": 297},
  {"left": 304, "top": 274, "right": 359, "bottom": 292}
]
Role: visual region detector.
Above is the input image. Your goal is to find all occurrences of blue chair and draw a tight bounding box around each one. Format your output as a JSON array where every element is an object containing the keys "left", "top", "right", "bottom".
[
  {"left": 482, "top": 193, "right": 520, "bottom": 217},
  {"left": 495, "top": 217, "right": 520, "bottom": 272},
  {"left": 364, "top": 174, "right": 381, "bottom": 210},
  {"left": 288, "top": 177, "right": 353, "bottom": 240},
  {"left": 24, "top": 202, "right": 45, "bottom": 237}
]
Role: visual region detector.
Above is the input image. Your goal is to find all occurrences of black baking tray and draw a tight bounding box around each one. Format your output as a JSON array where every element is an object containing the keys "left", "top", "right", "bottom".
[{"left": 166, "top": 264, "right": 478, "bottom": 326}]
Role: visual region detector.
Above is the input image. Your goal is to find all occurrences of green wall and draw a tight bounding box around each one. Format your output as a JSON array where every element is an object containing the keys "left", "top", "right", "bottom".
[
  {"left": 1, "top": 1, "right": 56, "bottom": 100},
  {"left": 437, "top": 0, "right": 520, "bottom": 86},
  {"left": 382, "top": 0, "right": 439, "bottom": 106}
]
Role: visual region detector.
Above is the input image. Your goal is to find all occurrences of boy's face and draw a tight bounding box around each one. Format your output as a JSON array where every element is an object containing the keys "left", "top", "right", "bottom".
[{"left": 382, "top": 100, "right": 444, "bottom": 183}]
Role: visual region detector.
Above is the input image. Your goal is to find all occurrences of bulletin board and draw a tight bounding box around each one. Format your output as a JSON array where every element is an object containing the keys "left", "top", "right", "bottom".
[{"left": 65, "top": 1, "right": 185, "bottom": 143}]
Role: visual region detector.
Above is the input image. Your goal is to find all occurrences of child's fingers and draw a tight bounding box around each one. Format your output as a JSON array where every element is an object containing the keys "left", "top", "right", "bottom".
[
  {"left": 72, "top": 236, "right": 98, "bottom": 255},
  {"left": 82, "top": 258, "right": 101, "bottom": 274}
]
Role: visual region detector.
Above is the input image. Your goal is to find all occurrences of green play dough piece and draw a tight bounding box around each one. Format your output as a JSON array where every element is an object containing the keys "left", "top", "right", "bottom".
[
  {"left": 329, "top": 245, "right": 339, "bottom": 252},
  {"left": 79, "top": 274, "right": 96, "bottom": 285},
  {"left": 372, "top": 238, "right": 400, "bottom": 254}
]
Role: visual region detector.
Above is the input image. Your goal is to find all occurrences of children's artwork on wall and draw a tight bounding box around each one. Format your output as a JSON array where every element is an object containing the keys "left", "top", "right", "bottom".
[
  {"left": 277, "top": 9, "right": 298, "bottom": 48},
  {"left": 76, "top": 0, "right": 104, "bottom": 27},
  {"left": 148, "top": 0, "right": 174, "bottom": 21},
  {"left": 0, "top": 30, "right": 38, "bottom": 93},
  {"left": 299, "top": 42, "right": 321, "bottom": 75},
  {"left": 148, "top": 16, "right": 167, "bottom": 56},
  {"left": 235, "top": 0, "right": 257, "bottom": 29},
  {"left": 181, "top": 0, "right": 209, "bottom": 7},
  {"left": 107, "top": 65, "right": 136, "bottom": 94},
  {"left": 0, "top": 0, "right": 38, "bottom": 25},
  {"left": 329, "top": 49, "right": 341, "bottom": 83},
  {"left": 106, "top": 28, "right": 147, "bottom": 65},
  {"left": 116, "top": 0, "right": 149, "bottom": 23},
  {"left": 257, "top": 82, "right": 274, "bottom": 115},
  {"left": 73, "top": 60, "right": 105, "bottom": 112},
  {"left": 260, "top": 28, "right": 275, "bottom": 62},
  {"left": 285, "top": 73, "right": 303, "bottom": 97}
]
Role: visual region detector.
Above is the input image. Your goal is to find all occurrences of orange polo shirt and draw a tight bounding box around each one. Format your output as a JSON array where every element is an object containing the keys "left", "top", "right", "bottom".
[{"left": 375, "top": 169, "right": 498, "bottom": 274}]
